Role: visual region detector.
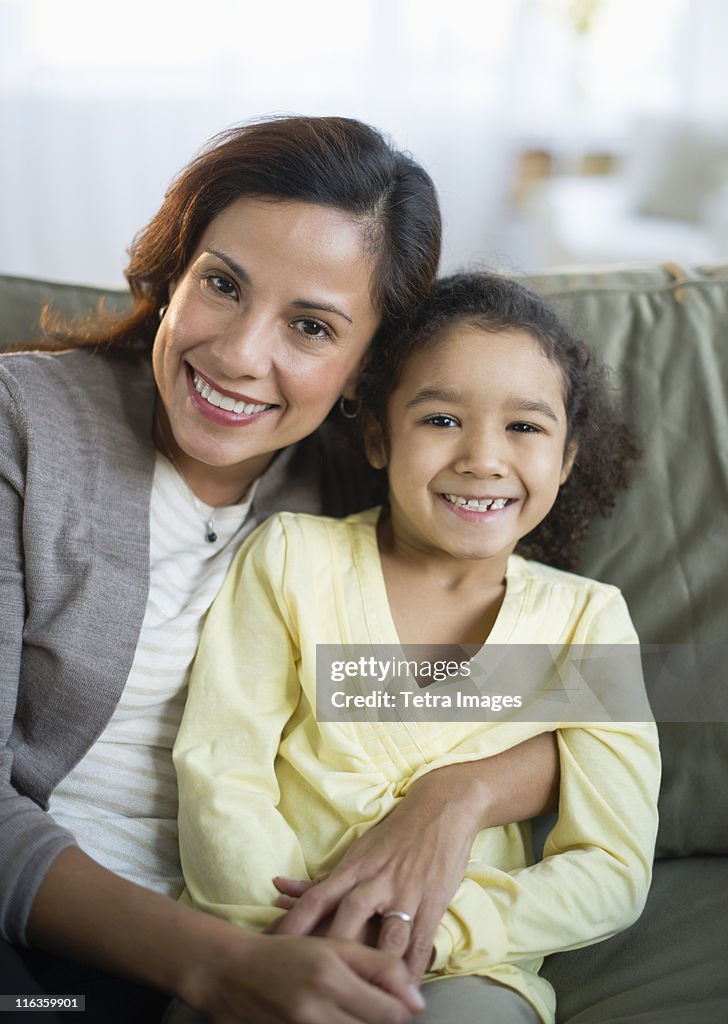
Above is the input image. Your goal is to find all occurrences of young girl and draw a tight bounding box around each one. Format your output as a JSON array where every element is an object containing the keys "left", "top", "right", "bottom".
[{"left": 173, "top": 274, "right": 661, "bottom": 1024}]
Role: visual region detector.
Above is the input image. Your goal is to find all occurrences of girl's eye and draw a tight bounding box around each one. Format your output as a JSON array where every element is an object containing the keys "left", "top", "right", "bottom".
[
  {"left": 425, "top": 414, "right": 459, "bottom": 428},
  {"left": 290, "top": 317, "right": 332, "bottom": 341},
  {"left": 510, "top": 422, "right": 541, "bottom": 433},
  {"left": 204, "top": 273, "right": 238, "bottom": 298}
]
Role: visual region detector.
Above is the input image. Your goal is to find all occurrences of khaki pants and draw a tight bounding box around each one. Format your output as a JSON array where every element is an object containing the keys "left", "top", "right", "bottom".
[
  {"left": 419, "top": 976, "right": 541, "bottom": 1023},
  {"left": 165, "top": 975, "right": 541, "bottom": 1024}
]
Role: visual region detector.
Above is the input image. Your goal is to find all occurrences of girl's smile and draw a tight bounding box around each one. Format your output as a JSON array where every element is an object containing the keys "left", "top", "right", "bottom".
[{"left": 373, "top": 323, "right": 576, "bottom": 579}]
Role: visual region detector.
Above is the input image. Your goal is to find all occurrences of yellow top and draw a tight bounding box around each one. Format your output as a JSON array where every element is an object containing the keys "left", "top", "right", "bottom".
[{"left": 175, "top": 508, "right": 661, "bottom": 1024}]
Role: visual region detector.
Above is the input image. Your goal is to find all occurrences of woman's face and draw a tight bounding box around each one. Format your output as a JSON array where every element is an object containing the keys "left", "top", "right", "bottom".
[{"left": 152, "top": 197, "right": 380, "bottom": 495}]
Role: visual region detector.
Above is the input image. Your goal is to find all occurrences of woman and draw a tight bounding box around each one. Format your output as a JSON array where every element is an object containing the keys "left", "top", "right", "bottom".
[{"left": 0, "top": 115, "right": 558, "bottom": 1024}]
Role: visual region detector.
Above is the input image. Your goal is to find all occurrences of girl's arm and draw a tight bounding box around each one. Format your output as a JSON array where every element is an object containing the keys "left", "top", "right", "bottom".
[
  {"left": 274, "top": 597, "right": 658, "bottom": 979},
  {"left": 28, "top": 847, "right": 423, "bottom": 1024},
  {"left": 307, "top": 593, "right": 659, "bottom": 980},
  {"left": 423, "top": 718, "right": 659, "bottom": 974},
  {"left": 272, "top": 732, "right": 559, "bottom": 981}
]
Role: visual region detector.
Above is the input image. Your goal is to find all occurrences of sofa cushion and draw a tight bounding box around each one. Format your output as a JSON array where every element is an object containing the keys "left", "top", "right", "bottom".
[{"left": 543, "top": 857, "right": 728, "bottom": 1023}]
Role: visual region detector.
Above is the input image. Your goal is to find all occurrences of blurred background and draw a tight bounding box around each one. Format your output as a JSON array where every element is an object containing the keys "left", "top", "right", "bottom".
[{"left": 1, "top": 0, "right": 727, "bottom": 287}]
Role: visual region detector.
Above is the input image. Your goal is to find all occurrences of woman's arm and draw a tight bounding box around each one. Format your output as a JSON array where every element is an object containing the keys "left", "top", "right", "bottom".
[
  {"left": 272, "top": 732, "right": 559, "bottom": 980},
  {"left": 0, "top": 371, "right": 80, "bottom": 942},
  {"left": 28, "top": 847, "right": 423, "bottom": 1024}
]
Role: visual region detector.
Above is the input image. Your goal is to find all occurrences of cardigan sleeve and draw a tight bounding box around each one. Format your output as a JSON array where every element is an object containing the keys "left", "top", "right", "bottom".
[
  {"left": 0, "top": 368, "right": 77, "bottom": 944},
  {"left": 174, "top": 516, "right": 310, "bottom": 931},
  {"left": 426, "top": 590, "right": 661, "bottom": 976}
]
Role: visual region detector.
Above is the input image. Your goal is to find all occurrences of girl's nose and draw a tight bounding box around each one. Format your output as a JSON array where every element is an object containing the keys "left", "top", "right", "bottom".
[
  {"left": 212, "top": 312, "right": 273, "bottom": 380},
  {"left": 453, "top": 431, "right": 509, "bottom": 478}
]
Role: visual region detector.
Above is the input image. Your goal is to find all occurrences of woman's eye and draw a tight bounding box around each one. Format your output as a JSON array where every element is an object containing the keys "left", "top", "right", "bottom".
[
  {"left": 291, "top": 318, "right": 332, "bottom": 341},
  {"left": 204, "top": 273, "right": 238, "bottom": 298},
  {"left": 510, "top": 421, "right": 541, "bottom": 433},
  {"left": 426, "top": 414, "right": 459, "bottom": 428}
]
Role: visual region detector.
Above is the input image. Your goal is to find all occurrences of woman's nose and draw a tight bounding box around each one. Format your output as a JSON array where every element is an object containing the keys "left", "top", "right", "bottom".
[{"left": 212, "top": 311, "right": 274, "bottom": 380}]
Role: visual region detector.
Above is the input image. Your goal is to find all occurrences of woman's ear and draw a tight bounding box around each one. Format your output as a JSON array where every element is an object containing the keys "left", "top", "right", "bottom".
[
  {"left": 560, "top": 440, "right": 578, "bottom": 485},
  {"left": 363, "top": 413, "right": 388, "bottom": 470}
]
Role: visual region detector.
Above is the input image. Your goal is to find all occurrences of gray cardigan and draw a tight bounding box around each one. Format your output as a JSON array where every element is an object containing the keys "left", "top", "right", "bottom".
[{"left": 0, "top": 346, "right": 380, "bottom": 943}]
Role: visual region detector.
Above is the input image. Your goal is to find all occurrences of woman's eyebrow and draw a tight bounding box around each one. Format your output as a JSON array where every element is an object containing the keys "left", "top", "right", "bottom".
[
  {"left": 290, "top": 299, "right": 353, "bottom": 324},
  {"left": 205, "top": 247, "right": 250, "bottom": 284},
  {"left": 204, "top": 247, "right": 353, "bottom": 324}
]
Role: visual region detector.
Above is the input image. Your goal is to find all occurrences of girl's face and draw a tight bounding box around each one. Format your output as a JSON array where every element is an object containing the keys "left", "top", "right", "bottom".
[
  {"left": 153, "top": 197, "right": 380, "bottom": 495},
  {"left": 371, "top": 324, "right": 575, "bottom": 573}
]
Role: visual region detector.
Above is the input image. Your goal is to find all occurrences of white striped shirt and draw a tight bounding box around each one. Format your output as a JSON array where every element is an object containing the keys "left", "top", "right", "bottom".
[{"left": 49, "top": 453, "right": 257, "bottom": 896}]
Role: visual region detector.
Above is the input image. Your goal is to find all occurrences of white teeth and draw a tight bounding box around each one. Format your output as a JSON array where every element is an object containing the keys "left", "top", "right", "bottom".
[
  {"left": 445, "top": 494, "right": 510, "bottom": 511},
  {"left": 193, "top": 372, "right": 271, "bottom": 414}
]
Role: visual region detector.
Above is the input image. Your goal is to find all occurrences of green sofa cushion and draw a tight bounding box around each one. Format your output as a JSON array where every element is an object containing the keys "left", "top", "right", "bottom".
[{"left": 543, "top": 857, "right": 728, "bottom": 1023}]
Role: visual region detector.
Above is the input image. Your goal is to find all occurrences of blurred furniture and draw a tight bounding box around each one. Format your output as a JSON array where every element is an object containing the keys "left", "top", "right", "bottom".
[
  {"left": 2, "top": 263, "right": 728, "bottom": 1023},
  {"left": 523, "top": 118, "right": 728, "bottom": 268}
]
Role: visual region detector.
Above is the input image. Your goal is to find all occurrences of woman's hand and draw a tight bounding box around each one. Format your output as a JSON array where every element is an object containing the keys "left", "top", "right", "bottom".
[
  {"left": 28, "top": 848, "right": 423, "bottom": 1024},
  {"left": 190, "top": 930, "right": 424, "bottom": 1024},
  {"left": 270, "top": 734, "right": 559, "bottom": 981}
]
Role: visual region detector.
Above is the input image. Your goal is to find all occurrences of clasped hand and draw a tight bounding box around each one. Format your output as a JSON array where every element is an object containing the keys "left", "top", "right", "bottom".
[{"left": 266, "top": 765, "right": 481, "bottom": 982}]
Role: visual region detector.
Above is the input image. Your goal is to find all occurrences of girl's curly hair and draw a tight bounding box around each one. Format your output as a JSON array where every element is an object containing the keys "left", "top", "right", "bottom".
[{"left": 357, "top": 272, "right": 640, "bottom": 572}]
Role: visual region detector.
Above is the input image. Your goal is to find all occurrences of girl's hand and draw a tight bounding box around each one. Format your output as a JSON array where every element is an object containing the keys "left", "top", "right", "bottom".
[
  {"left": 265, "top": 898, "right": 381, "bottom": 948},
  {"left": 270, "top": 734, "right": 559, "bottom": 981},
  {"left": 270, "top": 763, "right": 482, "bottom": 981}
]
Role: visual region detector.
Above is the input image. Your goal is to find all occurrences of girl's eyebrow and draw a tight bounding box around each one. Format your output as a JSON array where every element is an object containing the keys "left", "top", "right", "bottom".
[
  {"left": 515, "top": 398, "right": 560, "bottom": 422},
  {"left": 405, "top": 387, "right": 461, "bottom": 409},
  {"left": 406, "top": 388, "right": 561, "bottom": 422},
  {"left": 203, "top": 247, "right": 353, "bottom": 324}
]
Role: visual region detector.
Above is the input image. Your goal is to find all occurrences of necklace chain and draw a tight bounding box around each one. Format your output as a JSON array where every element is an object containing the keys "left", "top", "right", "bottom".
[{"left": 155, "top": 413, "right": 218, "bottom": 543}]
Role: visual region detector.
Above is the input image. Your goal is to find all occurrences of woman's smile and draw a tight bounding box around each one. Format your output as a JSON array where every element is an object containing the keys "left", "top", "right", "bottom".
[{"left": 188, "top": 365, "right": 276, "bottom": 421}]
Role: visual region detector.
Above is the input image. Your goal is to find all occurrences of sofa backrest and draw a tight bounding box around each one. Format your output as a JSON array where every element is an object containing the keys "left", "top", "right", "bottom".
[
  {"left": 0, "top": 275, "right": 130, "bottom": 348},
  {"left": 2, "top": 265, "right": 727, "bottom": 857},
  {"left": 524, "top": 265, "right": 728, "bottom": 858}
]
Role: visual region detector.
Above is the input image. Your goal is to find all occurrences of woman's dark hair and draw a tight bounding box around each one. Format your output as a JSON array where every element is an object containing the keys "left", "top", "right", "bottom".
[
  {"left": 358, "top": 272, "right": 640, "bottom": 571},
  {"left": 43, "top": 115, "right": 441, "bottom": 349}
]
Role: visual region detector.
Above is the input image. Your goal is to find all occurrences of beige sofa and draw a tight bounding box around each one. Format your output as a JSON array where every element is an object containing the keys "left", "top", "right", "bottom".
[{"left": 2, "top": 265, "right": 727, "bottom": 1023}]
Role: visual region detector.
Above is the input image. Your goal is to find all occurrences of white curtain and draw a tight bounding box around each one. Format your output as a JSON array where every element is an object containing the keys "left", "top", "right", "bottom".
[{"left": 0, "top": 0, "right": 721, "bottom": 285}]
